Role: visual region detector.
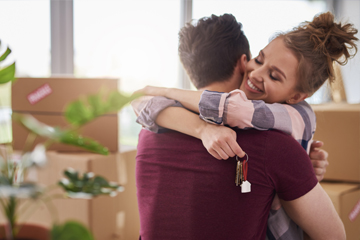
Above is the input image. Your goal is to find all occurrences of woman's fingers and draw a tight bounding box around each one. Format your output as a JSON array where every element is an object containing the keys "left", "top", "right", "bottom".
[
  {"left": 214, "top": 145, "right": 230, "bottom": 160},
  {"left": 213, "top": 141, "right": 245, "bottom": 160},
  {"left": 228, "top": 138, "right": 245, "bottom": 158},
  {"left": 208, "top": 148, "right": 222, "bottom": 160},
  {"left": 217, "top": 141, "right": 235, "bottom": 159}
]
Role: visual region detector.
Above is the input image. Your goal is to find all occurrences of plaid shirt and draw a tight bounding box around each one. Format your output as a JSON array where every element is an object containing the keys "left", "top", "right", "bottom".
[
  {"left": 199, "top": 89, "right": 316, "bottom": 154},
  {"left": 131, "top": 89, "right": 317, "bottom": 240}
]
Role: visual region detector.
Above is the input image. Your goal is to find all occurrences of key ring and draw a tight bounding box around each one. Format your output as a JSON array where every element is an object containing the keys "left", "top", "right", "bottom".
[{"left": 236, "top": 153, "right": 248, "bottom": 163}]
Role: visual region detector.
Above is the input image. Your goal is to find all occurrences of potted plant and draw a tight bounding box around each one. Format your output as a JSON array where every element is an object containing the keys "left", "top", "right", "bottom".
[{"left": 0, "top": 42, "right": 140, "bottom": 240}]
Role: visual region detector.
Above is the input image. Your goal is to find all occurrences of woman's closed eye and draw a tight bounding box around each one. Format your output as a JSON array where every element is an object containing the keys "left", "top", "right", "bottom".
[
  {"left": 254, "top": 58, "right": 262, "bottom": 64},
  {"left": 270, "top": 73, "right": 279, "bottom": 81}
]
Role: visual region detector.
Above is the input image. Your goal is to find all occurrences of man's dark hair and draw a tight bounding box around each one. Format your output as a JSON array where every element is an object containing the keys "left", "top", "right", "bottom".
[{"left": 178, "top": 14, "right": 250, "bottom": 89}]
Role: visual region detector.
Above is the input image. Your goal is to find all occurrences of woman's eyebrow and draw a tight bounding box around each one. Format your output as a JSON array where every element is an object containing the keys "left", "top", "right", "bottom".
[
  {"left": 262, "top": 50, "right": 287, "bottom": 79},
  {"left": 260, "top": 50, "right": 264, "bottom": 58}
]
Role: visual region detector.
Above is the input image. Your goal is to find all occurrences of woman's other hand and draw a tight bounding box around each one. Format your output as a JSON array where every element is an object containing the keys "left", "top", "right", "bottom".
[
  {"left": 309, "top": 140, "right": 329, "bottom": 182},
  {"left": 199, "top": 124, "right": 245, "bottom": 160}
]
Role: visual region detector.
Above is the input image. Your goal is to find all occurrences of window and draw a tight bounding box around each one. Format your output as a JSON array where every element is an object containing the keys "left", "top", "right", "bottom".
[
  {"left": 74, "top": 0, "right": 181, "bottom": 145},
  {"left": 0, "top": 0, "right": 50, "bottom": 77},
  {"left": 0, "top": 0, "right": 50, "bottom": 143}
]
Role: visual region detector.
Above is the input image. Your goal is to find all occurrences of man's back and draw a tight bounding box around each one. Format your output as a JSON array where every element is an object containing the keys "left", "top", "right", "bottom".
[{"left": 136, "top": 128, "right": 317, "bottom": 240}]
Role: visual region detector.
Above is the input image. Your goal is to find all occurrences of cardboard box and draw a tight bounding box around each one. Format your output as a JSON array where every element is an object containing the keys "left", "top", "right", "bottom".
[
  {"left": 117, "top": 149, "right": 140, "bottom": 240},
  {"left": 11, "top": 77, "right": 120, "bottom": 152},
  {"left": 312, "top": 103, "right": 360, "bottom": 182},
  {"left": 15, "top": 151, "right": 128, "bottom": 240},
  {"left": 321, "top": 182, "right": 360, "bottom": 240}
]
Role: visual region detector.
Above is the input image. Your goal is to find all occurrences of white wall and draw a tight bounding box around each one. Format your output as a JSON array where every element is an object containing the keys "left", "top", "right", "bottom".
[{"left": 338, "top": 0, "right": 360, "bottom": 103}]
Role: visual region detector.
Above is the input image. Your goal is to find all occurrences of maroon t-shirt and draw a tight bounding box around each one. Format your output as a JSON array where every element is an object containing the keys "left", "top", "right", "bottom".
[{"left": 136, "top": 128, "right": 317, "bottom": 240}]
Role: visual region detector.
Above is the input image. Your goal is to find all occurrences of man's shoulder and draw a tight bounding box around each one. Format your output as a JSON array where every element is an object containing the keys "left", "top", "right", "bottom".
[
  {"left": 234, "top": 128, "right": 296, "bottom": 140},
  {"left": 235, "top": 128, "right": 306, "bottom": 153}
]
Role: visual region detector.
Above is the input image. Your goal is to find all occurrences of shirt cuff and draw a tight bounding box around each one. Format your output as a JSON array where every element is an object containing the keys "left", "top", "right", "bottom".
[
  {"left": 136, "top": 96, "right": 182, "bottom": 133},
  {"left": 199, "top": 90, "right": 229, "bottom": 125}
]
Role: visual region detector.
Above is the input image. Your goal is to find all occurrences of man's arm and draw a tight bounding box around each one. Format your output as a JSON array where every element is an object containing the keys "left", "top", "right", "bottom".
[{"left": 281, "top": 183, "right": 345, "bottom": 240}]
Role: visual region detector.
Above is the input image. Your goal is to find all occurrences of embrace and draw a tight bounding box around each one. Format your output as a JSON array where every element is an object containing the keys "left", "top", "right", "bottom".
[{"left": 132, "top": 12, "right": 358, "bottom": 240}]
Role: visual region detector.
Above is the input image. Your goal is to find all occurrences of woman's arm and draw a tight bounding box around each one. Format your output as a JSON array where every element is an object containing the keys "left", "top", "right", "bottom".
[
  {"left": 135, "top": 86, "right": 202, "bottom": 113},
  {"left": 131, "top": 94, "right": 244, "bottom": 159},
  {"left": 155, "top": 106, "right": 245, "bottom": 159},
  {"left": 136, "top": 87, "right": 316, "bottom": 152},
  {"left": 131, "top": 96, "right": 181, "bottom": 133}
]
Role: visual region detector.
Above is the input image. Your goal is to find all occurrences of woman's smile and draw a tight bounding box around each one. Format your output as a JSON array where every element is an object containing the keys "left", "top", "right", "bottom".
[{"left": 245, "top": 78, "right": 262, "bottom": 93}]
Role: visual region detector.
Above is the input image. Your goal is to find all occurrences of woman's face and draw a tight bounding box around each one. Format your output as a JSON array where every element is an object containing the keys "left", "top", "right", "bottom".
[{"left": 240, "top": 37, "right": 300, "bottom": 104}]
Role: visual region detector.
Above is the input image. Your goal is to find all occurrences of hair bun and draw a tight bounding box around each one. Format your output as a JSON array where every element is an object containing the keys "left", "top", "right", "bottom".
[
  {"left": 307, "top": 12, "right": 358, "bottom": 65},
  {"left": 278, "top": 11, "right": 358, "bottom": 96}
]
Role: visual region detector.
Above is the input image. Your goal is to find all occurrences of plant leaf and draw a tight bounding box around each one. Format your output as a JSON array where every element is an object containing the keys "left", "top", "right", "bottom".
[
  {"left": 0, "top": 47, "right": 11, "bottom": 62},
  {"left": 59, "top": 131, "right": 109, "bottom": 155},
  {"left": 0, "top": 62, "right": 15, "bottom": 84},
  {"left": 59, "top": 169, "right": 123, "bottom": 198},
  {"left": 65, "top": 90, "right": 142, "bottom": 126},
  {"left": 0, "top": 183, "right": 42, "bottom": 199},
  {"left": 51, "top": 221, "right": 95, "bottom": 240},
  {"left": 106, "top": 91, "right": 143, "bottom": 113},
  {"left": 13, "top": 113, "right": 61, "bottom": 138},
  {"left": 63, "top": 168, "right": 79, "bottom": 182},
  {"left": 13, "top": 113, "right": 109, "bottom": 155}
]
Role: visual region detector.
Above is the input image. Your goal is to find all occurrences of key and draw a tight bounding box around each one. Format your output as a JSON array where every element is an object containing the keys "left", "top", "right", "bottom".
[
  {"left": 239, "top": 160, "right": 243, "bottom": 185},
  {"left": 235, "top": 160, "right": 240, "bottom": 186},
  {"left": 235, "top": 160, "right": 242, "bottom": 186}
]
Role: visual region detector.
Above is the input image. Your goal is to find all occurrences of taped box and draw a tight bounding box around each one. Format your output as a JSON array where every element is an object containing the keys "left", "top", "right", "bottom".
[
  {"left": 321, "top": 182, "right": 360, "bottom": 240},
  {"left": 312, "top": 103, "right": 360, "bottom": 182},
  {"left": 4, "top": 151, "right": 128, "bottom": 240},
  {"left": 11, "top": 77, "right": 120, "bottom": 152}
]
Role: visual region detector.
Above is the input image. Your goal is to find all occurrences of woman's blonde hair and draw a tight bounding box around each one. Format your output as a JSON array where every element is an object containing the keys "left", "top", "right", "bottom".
[{"left": 276, "top": 12, "right": 358, "bottom": 96}]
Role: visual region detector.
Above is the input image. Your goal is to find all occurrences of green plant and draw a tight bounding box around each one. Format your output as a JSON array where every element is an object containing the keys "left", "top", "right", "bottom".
[{"left": 0, "top": 42, "right": 140, "bottom": 239}]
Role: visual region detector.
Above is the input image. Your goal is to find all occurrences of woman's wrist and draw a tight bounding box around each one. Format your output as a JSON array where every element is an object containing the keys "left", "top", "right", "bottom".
[
  {"left": 164, "top": 87, "right": 173, "bottom": 99},
  {"left": 194, "top": 119, "right": 209, "bottom": 139}
]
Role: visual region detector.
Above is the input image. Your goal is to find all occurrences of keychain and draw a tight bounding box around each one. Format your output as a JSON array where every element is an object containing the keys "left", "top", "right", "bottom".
[{"left": 235, "top": 153, "right": 251, "bottom": 193}]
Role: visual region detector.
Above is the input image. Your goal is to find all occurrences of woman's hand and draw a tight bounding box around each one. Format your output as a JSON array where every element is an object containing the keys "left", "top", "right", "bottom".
[
  {"left": 309, "top": 140, "right": 329, "bottom": 182},
  {"left": 134, "top": 85, "right": 169, "bottom": 97},
  {"left": 199, "top": 123, "right": 245, "bottom": 160}
]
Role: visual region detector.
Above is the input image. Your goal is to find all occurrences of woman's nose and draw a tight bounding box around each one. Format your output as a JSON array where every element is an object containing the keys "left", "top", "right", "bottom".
[{"left": 249, "top": 68, "right": 264, "bottom": 83}]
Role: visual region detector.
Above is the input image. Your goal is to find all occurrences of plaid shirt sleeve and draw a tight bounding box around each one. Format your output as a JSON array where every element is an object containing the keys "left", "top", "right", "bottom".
[
  {"left": 131, "top": 96, "right": 183, "bottom": 133},
  {"left": 199, "top": 89, "right": 316, "bottom": 153}
]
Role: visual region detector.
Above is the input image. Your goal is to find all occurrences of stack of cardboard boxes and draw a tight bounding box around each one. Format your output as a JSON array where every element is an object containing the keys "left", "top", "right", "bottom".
[
  {"left": 11, "top": 78, "right": 360, "bottom": 239},
  {"left": 312, "top": 103, "right": 360, "bottom": 240},
  {"left": 9, "top": 77, "right": 139, "bottom": 240}
]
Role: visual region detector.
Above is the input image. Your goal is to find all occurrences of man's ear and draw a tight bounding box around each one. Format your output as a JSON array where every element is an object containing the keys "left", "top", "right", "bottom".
[
  {"left": 238, "top": 54, "right": 248, "bottom": 75},
  {"left": 286, "top": 92, "right": 308, "bottom": 104}
]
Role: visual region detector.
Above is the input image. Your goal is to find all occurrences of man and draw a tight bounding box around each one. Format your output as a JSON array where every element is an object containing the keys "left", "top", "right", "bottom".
[{"left": 134, "top": 14, "right": 336, "bottom": 240}]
